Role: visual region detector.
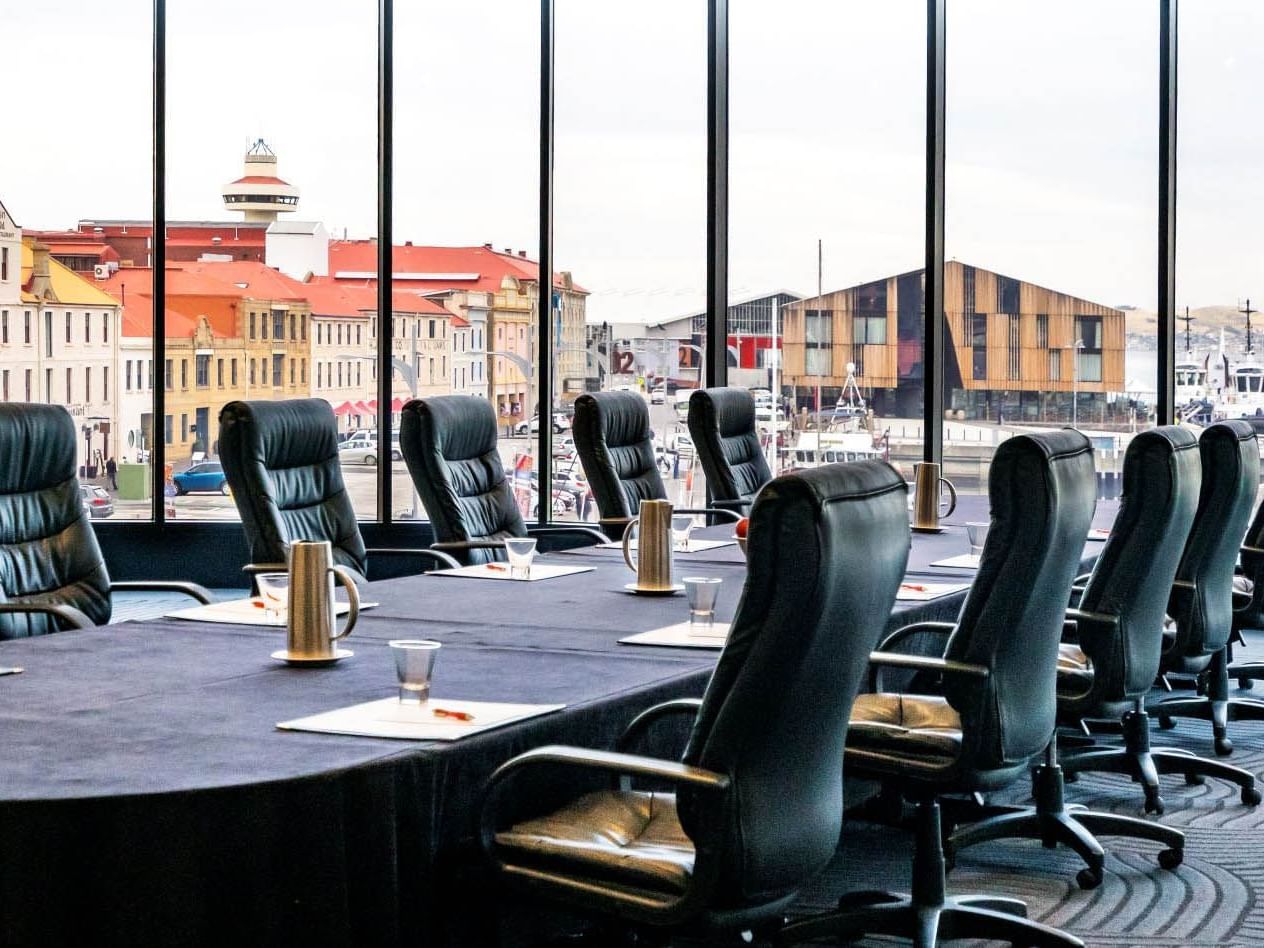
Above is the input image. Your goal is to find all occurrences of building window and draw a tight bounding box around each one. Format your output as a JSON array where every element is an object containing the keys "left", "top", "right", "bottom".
[
  {"left": 24, "top": 369, "right": 31, "bottom": 401},
  {"left": 250, "top": 359, "right": 256, "bottom": 386},
  {"left": 65, "top": 312, "right": 71, "bottom": 344},
  {"left": 289, "top": 358, "right": 295, "bottom": 385},
  {"left": 261, "top": 314, "right": 268, "bottom": 340},
  {"left": 301, "top": 359, "right": 306, "bottom": 384},
  {"left": 1, "top": 310, "right": 7, "bottom": 344},
  {"left": 149, "top": 360, "right": 154, "bottom": 389},
  {"left": 317, "top": 362, "right": 323, "bottom": 388},
  {"left": 971, "top": 313, "right": 988, "bottom": 381},
  {"left": 231, "top": 359, "right": 238, "bottom": 386},
  {"left": 45, "top": 368, "right": 52, "bottom": 403},
  {"left": 1049, "top": 348, "right": 1062, "bottom": 381},
  {"left": 181, "top": 414, "right": 188, "bottom": 442},
  {"left": 104, "top": 314, "right": 110, "bottom": 343},
  {"left": 44, "top": 312, "right": 52, "bottom": 357},
  {"left": 165, "top": 415, "right": 173, "bottom": 445},
  {"left": 66, "top": 368, "right": 73, "bottom": 402},
  {"left": 250, "top": 313, "right": 257, "bottom": 340},
  {"left": 356, "top": 325, "right": 361, "bottom": 345},
  {"left": 272, "top": 354, "right": 284, "bottom": 387},
  {"left": 1075, "top": 315, "right": 1104, "bottom": 383},
  {"left": 1008, "top": 314, "right": 1021, "bottom": 380},
  {"left": 84, "top": 368, "right": 91, "bottom": 403},
  {"left": 355, "top": 362, "right": 361, "bottom": 386},
  {"left": 429, "top": 319, "right": 436, "bottom": 339},
  {"left": 0, "top": 247, "right": 6, "bottom": 281},
  {"left": 2, "top": 370, "right": 8, "bottom": 401},
  {"left": 103, "top": 367, "right": 108, "bottom": 402},
  {"left": 181, "top": 359, "right": 188, "bottom": 389},
  {"left": 804, "top": 309, "right": 832, "bottom": 376},
  {"left": 85, "top": 312, "right": 91, "bottom": 343},
  {"left": 337, "top": 362, "right": 343, "bottom": 387},
  {"left": 273, "top": 311, "right": 285, "bottom": 340},
  {"left": 126, "top": 360, "right": 133, "bottom": 391},
  {"left": 217, "top": 358, "right": 224, "bottom": 388},
  {"left": 290, "top": 314, "right": 297, "bottom": 341},
  {"left": 301, "top": 315, "right": 307, "bottom": 342},
  {"left": 1036, "top": 313, "right": 1049, "bottom": 349},
  {"left": 852, "top": 315, "right": 886, "bottom": 345},
  {"left": 337, "top": 324, "right": 343, "bottom": 346},
  {"left": 24, "top": 311, "right": 31, "bottom": 345},
  {"left": 195, "top": 354, "right": 210, "bottom": 388}
]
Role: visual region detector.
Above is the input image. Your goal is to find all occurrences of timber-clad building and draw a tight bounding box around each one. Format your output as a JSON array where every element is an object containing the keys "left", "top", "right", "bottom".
[{"left": 781, "top": 261, "right": 1127, "bottom": 421}]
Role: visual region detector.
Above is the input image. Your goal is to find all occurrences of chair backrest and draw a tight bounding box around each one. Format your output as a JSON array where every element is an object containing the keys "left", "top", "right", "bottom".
[
  {"left": 0, "top": 404, "right": 111, "bottom": 638},
  {"left": 1168, "top": 420, "right": 1259, "bottom": 658},
  {"left": 943, "top": 429, "right": 1095, "bottom": 769},
  {"left": 219, "top": 398, "right": 368, "bottom": 581},
  {"left": 687, "top": 387, "right": 772, "bottom": 507},
  {"left": 571, "top": 391, "right": 665, "bottom": 520},
  {"left": 680, "top": 461, "right": 909, "bottom": 907},
  {"left": 1076, "top": 426, "right": 1200, "bottom": 699},
  {"left": 399, "top": 396, "right": 526, "bottom": 564}
]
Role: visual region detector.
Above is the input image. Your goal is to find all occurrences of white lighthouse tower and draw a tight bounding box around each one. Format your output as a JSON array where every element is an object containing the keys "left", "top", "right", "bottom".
[{"left": 221, "top": 139, "right": 300, "bottom": 223}]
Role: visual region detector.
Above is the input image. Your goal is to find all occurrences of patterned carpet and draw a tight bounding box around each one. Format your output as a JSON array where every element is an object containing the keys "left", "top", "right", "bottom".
[{"left": 788, "top": 631, "right": 1264, "bottom": 946}]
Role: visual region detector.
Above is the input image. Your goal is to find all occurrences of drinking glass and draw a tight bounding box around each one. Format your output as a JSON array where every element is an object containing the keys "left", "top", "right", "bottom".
[
  {"left": 966, "top": 522, "right": 990, "bottom": 556},
  {"left": 256, "top": 572, "right": 289, "bottom": 621},
  {"left": 504, "top": 537, "right": 538, "bottom": 580},
  {"left": 683, "top": 576, "right": 723, "bottom": 629},
  {"left": 671, "top": 514, "right": 694, "bottom": 552},
  {"left": 391, "top": 639, "right": 441, "bottom": 703}
]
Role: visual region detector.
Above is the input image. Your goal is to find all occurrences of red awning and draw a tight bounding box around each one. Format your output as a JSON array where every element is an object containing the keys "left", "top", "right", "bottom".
[
  {"left": 354, "top": 400, "right": 374, "bottom": 415},
  {"left": 331, "top": 401, "right": 356, "bottom": 417},
  {"left": 390, "top": 397, "right": 405, "bottom": 412}
]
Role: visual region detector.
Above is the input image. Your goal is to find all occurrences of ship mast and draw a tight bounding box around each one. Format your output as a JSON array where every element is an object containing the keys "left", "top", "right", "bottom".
[
  {"left": 1180, "top": 305, "right": 1195, "bottom": 354},
  {"left": 1241, "top": 298, "right": 1257, "bottom": 356}
]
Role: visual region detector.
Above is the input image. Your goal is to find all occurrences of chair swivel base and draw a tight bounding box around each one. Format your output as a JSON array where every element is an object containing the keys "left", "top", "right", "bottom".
[
  {"left": 776, "top": 799, "right": 1084, "bottom": 948},
  {"left": 945, "top": 756, "right": 1183, "bottom": 890},
  {"left": 1062, "top": 705, "right": 1261, "bottom": 810},
  {"left": 1151, "top": 693, "right": 1264, "bottom": 757}
]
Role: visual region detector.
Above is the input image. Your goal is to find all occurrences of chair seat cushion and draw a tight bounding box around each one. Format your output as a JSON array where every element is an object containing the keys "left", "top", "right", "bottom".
[
  {"left": 1056, "top": 643, "right": 1094, "bottom": 697},
  {"left": 848, "top": 693, "right": 963, "bottom": 764},
  {"left": 496, "top": 790, "right": 694, "bottom": 895}
]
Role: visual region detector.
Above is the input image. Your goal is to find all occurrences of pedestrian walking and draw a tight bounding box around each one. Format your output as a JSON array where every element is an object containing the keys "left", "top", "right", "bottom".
[{"left": 106, "top": 456, "right": 118, "bottom": 491}]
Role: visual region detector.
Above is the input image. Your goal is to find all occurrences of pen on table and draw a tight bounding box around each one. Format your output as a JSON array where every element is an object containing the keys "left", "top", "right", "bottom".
[
  {"left": 900, "top": 583, "right": 927, "bottom": 592},
  {"left": 432, "top": 707, "right": 475, "bottom": 722},
  {"left": 0, "top": 667, "right": 24, "bottom": 676},
  {"left": 485, "top": 563, "right": 508, "bottom": 572}
]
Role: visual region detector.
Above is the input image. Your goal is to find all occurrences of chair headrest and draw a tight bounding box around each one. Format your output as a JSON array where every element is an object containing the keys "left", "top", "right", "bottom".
[
  {"left": 219, "top": 399, "right": 339, "bottom": 468},
  {"left": 0, "top": 404, "right": 77, "bottom": 493},
  {"left": 690, "top": 387, "right": 756, "bottom": 437},
  {"left": 573, "top": 391, "right": 651, "bottom": 448},
  {"left": 402, "top": 396, "right": 498, "bottom": 461}
]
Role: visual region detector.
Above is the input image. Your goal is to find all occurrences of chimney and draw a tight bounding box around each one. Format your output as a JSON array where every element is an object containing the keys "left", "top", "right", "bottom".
[
  {"left": 29, "top": 242, "right": 55, "bottom": 301},
  {"left": 503, "top": 248, "right": 512, "bottom": 254},
  {"left": 518, "top": 250, "right": 527, "bottom": 258},
  {"left": 483, "top": 242, "right": 493, "bottom": 250},
  {"left": 404, "top": 240, "right": 412, "bottom": 247}
]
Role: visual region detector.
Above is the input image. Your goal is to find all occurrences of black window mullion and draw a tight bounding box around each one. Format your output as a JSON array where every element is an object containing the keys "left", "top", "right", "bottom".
[
  {"left": 924, "top": 0, "right": 946, "bottom": 465},
  {"left": 536, "top": 0, "right": 555, "bottom": 527},
  {"left": 1157, "top": 0, "right": 1178, "bottom": 426},
  {"left": 152, "top": 0, "right": 167, "bottom": 522},
  {"left": 706, "top": 0, "right": 728, "bottom": 388},
  {"left": 376, "top": 0, "right": 393, "bottom": 523}
]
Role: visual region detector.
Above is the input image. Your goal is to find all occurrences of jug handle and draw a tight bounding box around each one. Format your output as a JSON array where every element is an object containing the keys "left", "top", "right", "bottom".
[
  {"left": 329, "top": 565, "right": 361, "bottom": 640},
  {"left": 940, "top": 477, "right": 958, "bottom": 519},
  {"left": 621, "top": 517, "right": 641, "bottom": 573}
]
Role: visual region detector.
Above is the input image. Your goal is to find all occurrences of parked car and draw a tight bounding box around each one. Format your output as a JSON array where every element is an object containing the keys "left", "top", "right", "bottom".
[
  {"left": 513, "top": 413, "right": 570, "bottom": 435},
  {"left": 338, "top": 437, "right": 401, "bottom": 465},
  {"left": 173, "top": 462, "right": 229, "bottom": 496},
  {"left": 80, "top": 484, "right": 115, "bottom": 518},
  {"left": 650, "top": 387, "right": 666, "bottom": 405}
]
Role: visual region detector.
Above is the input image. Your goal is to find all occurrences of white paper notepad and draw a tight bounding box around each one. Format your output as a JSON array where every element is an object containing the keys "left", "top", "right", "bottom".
[
  {"left": 277, "top": 697, "right": 565, "bottom": 741},
  {"left": 929, "top": 554, "right": 981, "bottom": 570},
  {"left": 597, "top": 539, "right": 736, "bottom": 553},
  {"left": 620, "top": 621, "right": 731, "bottom": 650},
  {"left": 896, "top": 582, "right": 971, "bottom": 601},
  {"left": 429, "top": 563, "right": 595, "bottom": 582},
  {"left": 165, "top": 598, "right": 374, "bottom": 627}
]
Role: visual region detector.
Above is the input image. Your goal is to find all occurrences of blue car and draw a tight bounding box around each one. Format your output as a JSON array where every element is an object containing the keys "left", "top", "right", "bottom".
[{"left": 173, "top": 461, "right": 230, "bottom": 496}]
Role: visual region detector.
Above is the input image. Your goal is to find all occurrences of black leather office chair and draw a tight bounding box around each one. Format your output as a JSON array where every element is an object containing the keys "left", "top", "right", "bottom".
[
  {"left": 0, "top": 404, "right": 210, "bottom": 639},
  {"left": 947, "top": 427, "right": 1199, "bottom": 889},
  {"left": 1150, "top": 420, "right": 1264, "bottom": 756},
  {"left": 782, "top": 431, "right": 1093, "bottom": 948},
  {"left": 219, "top": 399, "right": 457, "bottom": 584},
  {"left": 1226, "top": 488, "right": 1264, "bottom": 685},
  {"left": 479, "top": 461, "right": 909, "bottom": 942},
  {"left": 572, "top": 391, "right": 740, "bottom": 539},
  {"left": 398, "top": 396, "right": 604, "bottom": 565},
  {"left": 687, "top": 387, "right": 773, "bottom": 516}
]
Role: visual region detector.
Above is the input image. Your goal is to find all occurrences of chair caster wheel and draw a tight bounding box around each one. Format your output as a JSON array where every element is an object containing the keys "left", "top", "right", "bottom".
[
  {"left": 1076, "top": 866, "right": 1103, "bottom": 890},
  {"left": 1239, "top": 678, "right": 1255, "bottom": 690},
  {"left": 1157, "top": 848, "right": 1183, "bottom": 871},
  {"left": 1215, "top": 735, "right": 1234, "bottom": 757},
  {"left": 1158, "top": 715, "right": 1175, "bottom": 730},
  {"left": 1185, "top": 772, "right": 1206, "bottom": 786},
  {"left": 1241, "top": 785, "right": 1262, "bottom": 806},
  {"left": 1064, "top": 770, "right": 1080, "bottom": 783},
  {"left": 1144, "top": 792, "right": 1165, "bottom": 815}
]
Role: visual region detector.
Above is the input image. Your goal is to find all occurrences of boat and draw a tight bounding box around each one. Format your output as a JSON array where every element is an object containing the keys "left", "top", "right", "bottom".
[{"left": 784, "top": 430, "right": 884, "bottom": 470}]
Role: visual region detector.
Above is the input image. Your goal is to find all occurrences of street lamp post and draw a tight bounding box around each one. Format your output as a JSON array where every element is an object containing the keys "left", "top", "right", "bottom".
[{"left": 1064, "top": 338, "right": 1085, "bottom": 428}]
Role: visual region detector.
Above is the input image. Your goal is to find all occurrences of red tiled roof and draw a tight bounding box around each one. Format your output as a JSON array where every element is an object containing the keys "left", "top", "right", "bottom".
[
  {"left": 302, "top": 275, "right": 451, "bottom": 318},
  {"left": 327, "top": 241, "right": 588, "bottom": 295},
  {"left": 227, "top": 175, "right": 292, "bottom": 186}
]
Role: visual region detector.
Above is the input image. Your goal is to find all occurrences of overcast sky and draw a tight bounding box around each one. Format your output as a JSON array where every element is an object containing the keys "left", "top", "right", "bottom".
[{"left": 4, "top": 1, "right": 1261, "bottom": 325}]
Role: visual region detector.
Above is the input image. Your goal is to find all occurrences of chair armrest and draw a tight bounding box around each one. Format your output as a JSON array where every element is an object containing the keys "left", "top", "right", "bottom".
[
  {"left": 242, "top": 562, "right": 288, "bottom": 576},
  {"left": 874, "top": 620, "right": 956, "bottom": 654},
  {"left": 479, "top": 744, "right": 730, "bottom": 855},
  {"left": 1234, "top": 588, "right": 1252, "bottom": 609},
  {"left": 1063, "top": 606, "right": 1119, "bottom": 652},
  {"left": 525, "top": 525, "right": 607, "bottom": 546},
  {"left": 365, "top": 547, "right": 460, "bottom": 570},
  {"left": 867, "top": 650, "right": 990, "bottom": 681},
  {"left": 676, "top": 507, "right": 742, "bottom": 523},
  {"left": 110, "top": 581, "right": 213, "bottom": 605},
  {"left": 616, "top": 698, "right": 704, "bottom": 753},
  {"left": 0, "top": 601, "right": 95, "bottom": 630},
  {"left": 430, "top": 540, "right": 508, "bottom": 552},
  {"left": 710, "top": 498, "right": 748, "bottom": 512}
]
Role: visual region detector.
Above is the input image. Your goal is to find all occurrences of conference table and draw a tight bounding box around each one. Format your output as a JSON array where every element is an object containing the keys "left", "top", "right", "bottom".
[{"left": 0, "top": 497, "right": 1114, "bottom": 948}]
